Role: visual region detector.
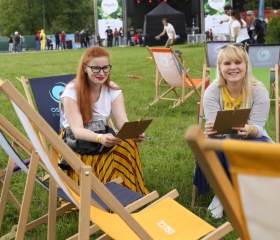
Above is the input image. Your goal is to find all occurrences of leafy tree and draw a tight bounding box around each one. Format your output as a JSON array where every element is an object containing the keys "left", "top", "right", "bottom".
[
  {"left": 0, "top": 0, "right": 94, "bottom": 36},
  {"left": 265, "top": 16, "right": 280, "bottom": 44}
]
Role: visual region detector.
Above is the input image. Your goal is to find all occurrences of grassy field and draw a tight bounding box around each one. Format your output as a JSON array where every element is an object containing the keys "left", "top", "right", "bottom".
[{"left": 0, "top": 44, "right": 276, "bottom": 239}]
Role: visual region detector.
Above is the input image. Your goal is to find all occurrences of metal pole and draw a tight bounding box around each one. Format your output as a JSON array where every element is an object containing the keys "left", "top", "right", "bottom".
[
  {"left": 93, "top": 0, "right": 98, "bottom": 34},
  {"left": 43, "top": 0, "right": 46, "bottom": 30},
  {"left": 258, "top": 0, "right": 265, "bottom": 21}
]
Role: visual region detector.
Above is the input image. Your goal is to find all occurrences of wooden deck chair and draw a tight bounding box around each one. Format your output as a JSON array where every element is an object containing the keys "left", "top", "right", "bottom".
[
  {"left": 0, "top": 80, "right": 234, "bottom": 239},
  {"left": 147, "top": 47, "right": 203, "bottom": 108},
  {"left": 0, "top": 111, "right": 160, "bottom": 239},
  {"left": 0, "top": 111, "right": 159, "bottom": 240},
  {"left": 186, "top": 124, "right": 280, "bottom": 240}
]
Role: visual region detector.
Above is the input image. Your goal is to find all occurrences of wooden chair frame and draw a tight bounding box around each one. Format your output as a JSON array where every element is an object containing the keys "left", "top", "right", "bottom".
[{"left": 147, "top": 47, "right": 203, "bottom": 108}]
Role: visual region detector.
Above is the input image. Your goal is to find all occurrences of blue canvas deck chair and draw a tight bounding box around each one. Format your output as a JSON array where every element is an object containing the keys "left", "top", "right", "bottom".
[
  {"left": 186, "top": 125, "right": 280, "bottom": 240},
  {"left": 20, "top": 74, "right": 117, "bottom": 134},
  {"left": 147, "top": 47, "right": 203, "bottom": 108},
  {"left": 0, "top": 79, "right": 233, "bottom": 239}
]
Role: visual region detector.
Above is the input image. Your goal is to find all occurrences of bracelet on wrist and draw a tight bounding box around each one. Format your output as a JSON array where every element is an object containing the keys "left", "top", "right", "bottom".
[
  {"left": 248, "top": 125, "right": 254, "bottom": 135},
  {"left": 96, "top": 134, "right": 102, "bottom": 144}
]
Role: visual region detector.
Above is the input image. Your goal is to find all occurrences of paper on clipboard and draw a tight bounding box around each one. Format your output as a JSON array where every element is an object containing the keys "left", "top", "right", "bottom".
[
  {"left": 116, "top": 119, "right": 153, "bottom": 139},
  {"left": 212, "top": 109, "right": 251, "bottom": 134}
]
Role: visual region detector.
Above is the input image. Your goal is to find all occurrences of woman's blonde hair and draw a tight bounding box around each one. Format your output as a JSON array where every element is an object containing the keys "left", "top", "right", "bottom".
[{"left": 216, "top": 44, "right": 261, "bottom": 108}]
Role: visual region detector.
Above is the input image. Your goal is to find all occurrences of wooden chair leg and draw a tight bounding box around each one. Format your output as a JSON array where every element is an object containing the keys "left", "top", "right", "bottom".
[{"left": 191, "top": 184, "right": 197, "bottom": 208}]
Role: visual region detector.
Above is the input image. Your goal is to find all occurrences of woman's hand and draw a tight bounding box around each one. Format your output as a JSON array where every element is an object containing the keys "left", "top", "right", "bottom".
[
  {"left": 100, "top": 133, "right": 121, "bottom": 147},
  {"left": 133, "top": 133, "right": 145, "bottom": 142},
  {"left": 232, "top": 124, "right": 251, "bottom": 137},
  {"left": 204, "top": 120, "right": 217, "bottom": 136}
]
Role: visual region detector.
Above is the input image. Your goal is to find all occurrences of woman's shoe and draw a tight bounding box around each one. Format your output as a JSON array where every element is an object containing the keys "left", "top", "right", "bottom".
[{"left": 208, "top": 195, "right": 223, "bottom": 219}]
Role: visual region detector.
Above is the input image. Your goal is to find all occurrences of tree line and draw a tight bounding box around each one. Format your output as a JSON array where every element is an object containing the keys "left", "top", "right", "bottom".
[{"left": 0, "top": 0, "right": 94, "bottom": 36}]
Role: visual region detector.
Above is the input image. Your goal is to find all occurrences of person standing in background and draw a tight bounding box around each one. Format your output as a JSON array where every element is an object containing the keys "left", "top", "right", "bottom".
[
  {"left": 14, "top": 31, "right": 20, "bottom": 52},
  {"left": 74, "top": 30, "right": 81, "bottom": 49},
  {"left": 230, "top": 10, "right": 250, "bottom": 45},
  {"left": 209, "top": 29, "right": 213, "bottom": 41},
  {"left": 119, "top": 27, "right": 124, "bottom": 46},
  {"left": 61, "top": 31, "right": 66, "bottom": 49},
  {"left": 155, "top": 18, "right": 176, "bottom": 48},
  {"left": 247, "top": 10, "right": 266, "bottom": 44},
  {"left": 8, "top": 34, "right": 14, "bottom": 52},
  {"left": 55, "top": 32, "right": 60, "bottom": 50},
  {"left": 220, "top": 5, "right": 233, "bottom": 38},
  {"left": 113, "top": 28, "right": 119, "bottom": 46},
  {"left": 85, "top": 29, "right": 91, "bottom": 48},
  {"left": 105, "top": 26, "right": 113, "bottom": 47},
  {"left": 40, "top": 29, "right": 46, "bottom": 51}
]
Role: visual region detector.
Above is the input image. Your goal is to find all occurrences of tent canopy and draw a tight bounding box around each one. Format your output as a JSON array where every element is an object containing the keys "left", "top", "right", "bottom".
[{"left": 143, "top": 2, "right": 186, "bottom": 46}]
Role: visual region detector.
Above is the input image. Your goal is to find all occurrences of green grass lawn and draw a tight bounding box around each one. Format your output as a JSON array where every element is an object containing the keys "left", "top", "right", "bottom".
[{"left": 0, "top": 44, "right": 276, "bottom": 239}]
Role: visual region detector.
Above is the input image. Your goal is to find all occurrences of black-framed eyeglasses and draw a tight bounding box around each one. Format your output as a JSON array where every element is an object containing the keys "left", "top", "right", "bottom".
[{"left": 84, "top": 64, "right": 112, "bottom": 73}]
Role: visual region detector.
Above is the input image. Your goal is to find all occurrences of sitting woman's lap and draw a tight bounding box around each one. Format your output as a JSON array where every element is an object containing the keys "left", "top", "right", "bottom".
[{"left": 67, "top": 139, "right": 149, "bottom": 194}]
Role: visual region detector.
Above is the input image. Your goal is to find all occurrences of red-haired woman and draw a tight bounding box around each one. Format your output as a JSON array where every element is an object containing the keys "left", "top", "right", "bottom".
[{"left": 59, "top": 46, "right": 148, "bottom": 194}]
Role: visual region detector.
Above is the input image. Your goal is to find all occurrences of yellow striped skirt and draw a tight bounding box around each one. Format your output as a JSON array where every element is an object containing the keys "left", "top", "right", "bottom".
[{"left": 65, "top": 139, "right": 148, "bottom": 194}]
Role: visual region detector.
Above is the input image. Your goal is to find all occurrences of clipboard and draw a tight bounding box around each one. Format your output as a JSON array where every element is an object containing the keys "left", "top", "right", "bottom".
[
  {"left": 212, "top": 109, "right": 251, "bottom": 134},
  {"left": 116, "top": 119, "right": 153, "bottom": 139}
]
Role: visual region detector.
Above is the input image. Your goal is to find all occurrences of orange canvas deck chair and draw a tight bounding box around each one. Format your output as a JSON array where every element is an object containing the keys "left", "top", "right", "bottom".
[
  {"left": 0, "top": 79, "right": 233, "bottom": 239},
  {"left": 147, "top": 47, "right": 203, "bottom": 108},
  {"left": 186, "top": 125, "right": 280, "bottom": 240}
]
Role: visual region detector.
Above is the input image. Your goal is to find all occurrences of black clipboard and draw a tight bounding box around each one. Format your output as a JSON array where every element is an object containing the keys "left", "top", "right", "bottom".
[
  {"left": 212, "top": 109, "right": 251, "bottom": 134},
  {"left": 116, "top": 119, "right": 153, "bottom": 139}
]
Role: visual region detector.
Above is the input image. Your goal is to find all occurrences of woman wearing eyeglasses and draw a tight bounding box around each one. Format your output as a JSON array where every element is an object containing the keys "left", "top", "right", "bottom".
[
  {"left": 59, "top": 46, "right": 148, "bottom": 195},
  {"left": 194, "top": 44, "right": 273, "bottom": 219}
]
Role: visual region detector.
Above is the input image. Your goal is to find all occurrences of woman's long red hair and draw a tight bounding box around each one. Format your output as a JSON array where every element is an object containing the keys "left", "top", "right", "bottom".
[{"left": 74, "top": 46, "right": 117, "bottom": 125}]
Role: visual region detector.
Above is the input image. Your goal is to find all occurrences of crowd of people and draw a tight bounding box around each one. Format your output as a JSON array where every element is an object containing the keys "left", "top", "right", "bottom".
[
  {"left": 103, "top": 25, "right": 143, "bottom": 47},
  {"left": 220, "top": 4, "right": 266, "bottom": 45},
  {"left": 8, "top": 31, "right": 25, "bottom": 53},
  {"left": 7, "top": 5, "right": 269, "bottom": 53}
]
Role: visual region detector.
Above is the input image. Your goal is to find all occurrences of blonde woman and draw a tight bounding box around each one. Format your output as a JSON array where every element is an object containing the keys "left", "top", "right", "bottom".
[{"left": 194, "top": 44, "right": 273, "bottom": 219}]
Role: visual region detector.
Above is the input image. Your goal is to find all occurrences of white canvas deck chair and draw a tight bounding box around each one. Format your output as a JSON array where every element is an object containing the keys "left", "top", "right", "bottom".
[
  {"left": 0, "top": 108, "right": 159, "bottom": 240},
  {"left": 186, "top": 125, "right": 280, "bottom": 240},
  {"left": 0, "top": 79, "right": 233, "bottom": 239},
  {"left": 147, "top": 47, "right": 203, "bottom": 108}
]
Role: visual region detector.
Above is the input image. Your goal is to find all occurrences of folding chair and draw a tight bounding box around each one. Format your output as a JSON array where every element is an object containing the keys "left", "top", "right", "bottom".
[
  {"left": 147, "top": 47, "right": 203, "bottom": 108},
  {"left": 186, "top": 124, "right": 280, "bottom": 240},
  {"left": 0, "top": 80, "right": 233, "bottom": 239},
  {"left": 0, "top": 111, "right": 159, "bottom": 240}
]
